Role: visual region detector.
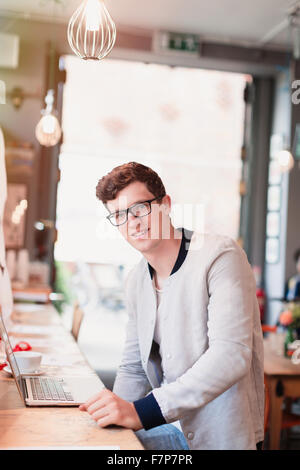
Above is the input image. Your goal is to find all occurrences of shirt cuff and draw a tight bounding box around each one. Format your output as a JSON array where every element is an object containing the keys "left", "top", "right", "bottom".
[{"left": 133, "top": 392, "right": 166, "bottom": 430}]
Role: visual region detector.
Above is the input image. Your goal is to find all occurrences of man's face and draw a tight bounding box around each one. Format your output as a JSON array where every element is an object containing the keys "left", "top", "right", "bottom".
[{"left": 106, "top": 181, "right": 170, "bottom": 253}]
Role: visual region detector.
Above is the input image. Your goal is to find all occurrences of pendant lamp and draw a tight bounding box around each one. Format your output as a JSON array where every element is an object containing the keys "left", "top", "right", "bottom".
[
  {"left": 67, "top": 0, "right": 116, "bottom": 60},
  {"left": 35, "top": 89, "right": 62, "bottom": 147}
]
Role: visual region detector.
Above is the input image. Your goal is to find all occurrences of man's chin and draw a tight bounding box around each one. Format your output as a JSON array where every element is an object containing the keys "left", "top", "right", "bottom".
[
  {"left": 131, "top": 238, "right": 153, "bottom": 251},
  {"left": 129, "top": 236, "right": 159, "bottom": 253}
]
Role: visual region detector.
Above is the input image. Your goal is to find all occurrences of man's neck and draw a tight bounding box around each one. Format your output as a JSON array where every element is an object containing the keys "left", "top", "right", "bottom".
[{"left": 144, "top": 225, "right": 182, "bottom": 280}]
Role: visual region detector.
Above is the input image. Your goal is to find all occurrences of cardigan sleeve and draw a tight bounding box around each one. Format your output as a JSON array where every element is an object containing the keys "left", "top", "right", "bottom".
[
  {"left": 112, "top": 268, "right": 153, "bottom": 402},
  {"left": 133, "top": 392, "right": 166, "bottom": 429}
]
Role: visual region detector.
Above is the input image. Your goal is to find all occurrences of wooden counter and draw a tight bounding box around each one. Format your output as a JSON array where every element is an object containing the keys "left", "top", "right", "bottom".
[{"left": 0, "top": 304, "right": 144, "bottom": 450}]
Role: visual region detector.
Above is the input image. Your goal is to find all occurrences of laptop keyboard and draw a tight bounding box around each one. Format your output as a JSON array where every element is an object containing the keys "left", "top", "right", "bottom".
[{"left": 29, "top": 377, "right": 74, "bottom": 402}]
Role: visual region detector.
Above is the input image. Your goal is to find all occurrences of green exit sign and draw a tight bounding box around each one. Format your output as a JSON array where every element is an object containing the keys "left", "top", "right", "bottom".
[{"left": 161, "top": 32, "right": 200, "bottom": 53}]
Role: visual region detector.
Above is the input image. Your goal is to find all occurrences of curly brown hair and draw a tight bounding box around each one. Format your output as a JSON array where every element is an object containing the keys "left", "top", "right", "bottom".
[{"left": 96, "top": 161, "right": 166, "bottom": 204}]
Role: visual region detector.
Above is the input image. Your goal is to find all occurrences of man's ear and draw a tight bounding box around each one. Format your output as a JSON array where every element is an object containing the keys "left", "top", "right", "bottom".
[{"left": 162, "top": 195, "right": 171, "bottom": 215}]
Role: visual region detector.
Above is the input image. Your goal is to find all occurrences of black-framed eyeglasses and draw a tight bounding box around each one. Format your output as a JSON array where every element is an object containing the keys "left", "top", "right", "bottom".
[{"left": 106, "top": 195, "right": 165, "bottom": 226}]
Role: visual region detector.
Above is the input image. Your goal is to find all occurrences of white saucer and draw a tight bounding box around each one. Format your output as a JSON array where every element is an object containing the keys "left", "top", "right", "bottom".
[{"left": 3, "top": 365, "right": 44, "bottom": 376}]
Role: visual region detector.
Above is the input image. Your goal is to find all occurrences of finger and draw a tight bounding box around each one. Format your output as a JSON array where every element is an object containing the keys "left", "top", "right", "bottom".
[
  {"left": 79, "top": 390, "right": 106, "bottom": 411},
  {"left": 86, "top": 390, "right": 115, "bottom": 414},
  {"left": 96, "top": 413, "right": 115, "bottom": 428},
  {"left": 87, "top": 397, "right": 108, "bottom": 415},
  {"left": 90, "top": 404, "right": 115, "bottom": 422}
]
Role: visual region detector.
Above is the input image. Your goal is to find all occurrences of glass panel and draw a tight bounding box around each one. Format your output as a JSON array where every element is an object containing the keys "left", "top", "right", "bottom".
[
  {"left": 266, "top": 212, "right": 280, "bottom": 237},
  {"left": 268, "top": 161, "right": 282, "bottom": 185},
  {"left": 267, "top": 186, "right": 281, "bottom": 211},
  {"left": 56, "top": 57, "right": 246, "bottom": 264},
  {"left": 266, "top": 237, "right": 280, "bottom": 264}
]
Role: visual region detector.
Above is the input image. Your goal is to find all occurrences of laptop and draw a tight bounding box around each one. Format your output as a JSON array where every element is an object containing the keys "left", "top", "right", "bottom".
[{"left": 0, "top": 314, "right": 105, "bottom": 406}]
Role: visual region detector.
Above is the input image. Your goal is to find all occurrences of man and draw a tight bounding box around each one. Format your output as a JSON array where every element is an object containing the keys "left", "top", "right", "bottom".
[{"left": 80, "top": 161, "right": 264, "bottom": 450}]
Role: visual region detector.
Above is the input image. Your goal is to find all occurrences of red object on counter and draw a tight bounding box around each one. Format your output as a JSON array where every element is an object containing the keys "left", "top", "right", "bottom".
[{"left": 13, "top": 341, "right": 32, "bottom": 352}]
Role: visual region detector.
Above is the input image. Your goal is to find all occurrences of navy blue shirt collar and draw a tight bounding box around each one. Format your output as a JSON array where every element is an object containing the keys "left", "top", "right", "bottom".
[{"left": 147, "top": 227, "right": 194, "bottom": 280}]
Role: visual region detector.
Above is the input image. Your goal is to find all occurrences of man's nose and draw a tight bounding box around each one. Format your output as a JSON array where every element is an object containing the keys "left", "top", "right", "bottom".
[
  {"left": 127, "top": 211, "right": 139, "bottom": 225},
  {"left": 127, "top": 211, "right": 137, "bottom": 221},
  {"left": 127, "top": 212, "right": 141, "bottom": 231}
]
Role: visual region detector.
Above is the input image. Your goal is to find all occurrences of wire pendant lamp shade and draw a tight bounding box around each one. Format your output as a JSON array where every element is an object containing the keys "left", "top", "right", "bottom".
[{"left": 67, "top": 0, "right": 116, "bottom": 60}]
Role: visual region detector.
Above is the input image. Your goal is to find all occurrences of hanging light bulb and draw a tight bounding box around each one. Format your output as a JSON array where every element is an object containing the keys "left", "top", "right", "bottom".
[
  {"left": 275, "top": 149, "right": 295, "bottom": 173},
  {"left": 35, "top": 90, "right": 62, "bottom": 147},
  {"left": 67, "top": 0, "right": 116, "bottom": 61},
  {"left": 35, "top": 114, "right": 61, "bottom": 147}
]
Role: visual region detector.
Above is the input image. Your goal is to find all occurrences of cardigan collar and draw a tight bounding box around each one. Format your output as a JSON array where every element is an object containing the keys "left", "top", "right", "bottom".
[{"left": 147, "top": 227, "right": 194, "bottom": 280}]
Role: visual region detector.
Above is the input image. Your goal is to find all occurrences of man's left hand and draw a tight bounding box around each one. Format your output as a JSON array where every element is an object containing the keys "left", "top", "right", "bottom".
[{"left": 79, "top": 389, "right": 143, "bottom": 431}]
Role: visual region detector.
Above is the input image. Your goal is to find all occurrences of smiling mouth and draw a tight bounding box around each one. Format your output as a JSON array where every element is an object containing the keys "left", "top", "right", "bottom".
[{"left": 131, "top": 228, "right": 150, "bottom": 239}]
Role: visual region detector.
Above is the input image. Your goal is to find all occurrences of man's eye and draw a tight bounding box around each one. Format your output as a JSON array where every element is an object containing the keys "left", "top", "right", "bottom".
[
  {"left": 132, "top": 203, "right": 148, "bottom": 216},
  {"left": 115, "top": 211, "right": 126, "bottom": 221}
]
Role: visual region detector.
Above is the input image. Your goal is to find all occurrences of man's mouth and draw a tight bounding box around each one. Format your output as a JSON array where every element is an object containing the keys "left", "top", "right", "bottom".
[{"left": 131, "top": 228, "right": 150, "bottom": 239}]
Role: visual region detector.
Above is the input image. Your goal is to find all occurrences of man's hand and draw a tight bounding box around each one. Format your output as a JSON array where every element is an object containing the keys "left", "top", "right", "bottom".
[{"left": 79, "top": 389, "right": 143, "bottom": 431}]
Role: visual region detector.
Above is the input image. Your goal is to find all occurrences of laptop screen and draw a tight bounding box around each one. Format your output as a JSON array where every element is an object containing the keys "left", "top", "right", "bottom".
[{"left": 0, "top": 315, "right": 25, "bottom": 402}]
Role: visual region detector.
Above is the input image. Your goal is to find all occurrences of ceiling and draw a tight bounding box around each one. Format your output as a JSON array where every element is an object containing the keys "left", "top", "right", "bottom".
[{"left": 0, "top": 0, "right": 298, "bottom": 49}]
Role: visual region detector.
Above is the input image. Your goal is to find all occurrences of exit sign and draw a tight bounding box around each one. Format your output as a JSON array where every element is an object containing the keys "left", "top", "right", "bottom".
[{"left": 158, "top": 31, "right": 200, "bottom": 53}]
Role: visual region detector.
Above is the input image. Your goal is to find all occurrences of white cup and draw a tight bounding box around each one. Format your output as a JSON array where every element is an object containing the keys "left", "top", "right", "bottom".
[{"left": 14, "top": 351, "right": 42, "bottom": 373}]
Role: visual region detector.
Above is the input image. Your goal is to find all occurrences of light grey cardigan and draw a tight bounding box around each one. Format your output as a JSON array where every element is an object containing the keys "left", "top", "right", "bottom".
[{"left": 113, "top": 230, "right": 264, "bottom": 450}]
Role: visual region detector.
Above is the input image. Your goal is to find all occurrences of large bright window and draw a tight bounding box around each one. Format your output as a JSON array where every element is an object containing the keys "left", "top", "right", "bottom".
[{"left": 55, "top": 56, "right": 247, "bottom": 266}]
